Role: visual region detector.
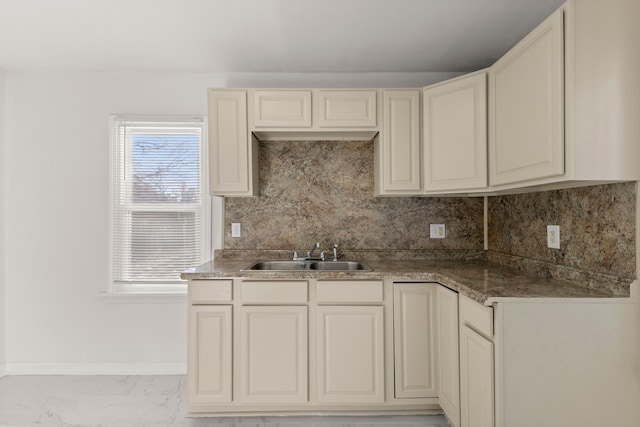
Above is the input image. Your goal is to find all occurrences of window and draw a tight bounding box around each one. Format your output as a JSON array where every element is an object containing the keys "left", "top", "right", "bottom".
[{"left": 110, "top": 116, "right": 210, "bottom": 293}]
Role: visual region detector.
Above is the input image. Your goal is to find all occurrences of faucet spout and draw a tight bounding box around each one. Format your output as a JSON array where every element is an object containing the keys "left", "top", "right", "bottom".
[{"left": 307, "top": 242, "right": 321, "bottom": 258}]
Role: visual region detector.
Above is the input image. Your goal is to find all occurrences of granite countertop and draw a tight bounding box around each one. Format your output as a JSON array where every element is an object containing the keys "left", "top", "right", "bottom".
[{"left": 181, "top": 253, "right": 632, "bottom": 305}]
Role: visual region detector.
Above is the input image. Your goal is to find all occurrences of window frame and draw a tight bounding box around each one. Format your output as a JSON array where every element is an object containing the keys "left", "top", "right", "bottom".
[{"left": 108, "top": 115, "right": 212, "bottom": 295}]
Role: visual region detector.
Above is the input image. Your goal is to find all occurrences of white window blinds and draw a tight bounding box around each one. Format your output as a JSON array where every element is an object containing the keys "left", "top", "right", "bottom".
[{"left": 111, "top": 117, "right": 209, "bottom": 288}]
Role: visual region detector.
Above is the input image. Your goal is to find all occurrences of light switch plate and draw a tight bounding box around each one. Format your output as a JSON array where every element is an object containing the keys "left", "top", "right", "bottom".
[
  {"left": 430, "top": 224, "right": 445, "bottom": 239},
  {"left": 231, "top": 223, "right": 241, "bottom": 238},
  {"left": 547, "top": 225, "right": 560, "bottom": 249}
]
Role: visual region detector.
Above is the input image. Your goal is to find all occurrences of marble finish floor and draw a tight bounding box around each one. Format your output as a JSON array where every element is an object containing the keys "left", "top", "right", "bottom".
[{"left": 0, "top": 375, "right": 451, "bottom": 427}]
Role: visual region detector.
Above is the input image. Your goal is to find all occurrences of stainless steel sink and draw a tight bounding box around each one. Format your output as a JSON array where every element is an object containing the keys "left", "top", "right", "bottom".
[
  {"left": 308, "top": 261, "right": 369, "bottom": 271},
  {"left": 241, "top": 260, "right": 371, "bottom": 271}
]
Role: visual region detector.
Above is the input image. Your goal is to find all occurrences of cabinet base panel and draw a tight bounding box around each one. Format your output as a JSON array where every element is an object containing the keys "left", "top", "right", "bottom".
[{"left": 189, "top": 404, "right": 442, "bottom": 416}]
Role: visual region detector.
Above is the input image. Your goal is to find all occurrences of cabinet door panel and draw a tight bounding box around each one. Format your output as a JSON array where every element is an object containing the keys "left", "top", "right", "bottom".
[
  {"left": 317, "top": 306, "right": 385, "bottom": 403},
  {"left": 489, "top": 9, "right": 564, "bottom": 186},
  {"left": 437, "top": 286, "right": 460, "bottom": 427},
  {"left": 424, "top": 72, "right": 487, "bottom": 192},
  {"left": 188, "top": 305, "right": 232, "bottom": 405},
  {"left": 393, "top": 283, "right": 437, "bottom": 398},
  {"left": 380, "top": 90, "right": 421, "bottom": 194},
  {"left": 240, "top": 306, "right": 308, "bottom": 403},
  {"left": 318, "top": 90, "right": 377, "bottom": 127},
  {"left": 208, "top": 90, "right": 253, "bottom": 195},
  {"left": 253, "top": 90, "right": 312, "bottom": 127},
  {"left": 460, "top": 326, "right": 494, "bottom": 427}
]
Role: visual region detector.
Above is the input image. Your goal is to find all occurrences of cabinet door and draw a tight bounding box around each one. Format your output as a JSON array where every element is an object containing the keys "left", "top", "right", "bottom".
[
  {"left": 393, "top": 283, "right": 437, "bottom": 398},
  {"left": 424, "top": 72, "right": 487, "bottom": 192},
  {"left": 489, "top": 8, "right": 564, "bottom": 186},
  {"left": 437, "top": 286, "right": 460, "bottom": 427},
  {"left": 253, "top": 90, "right": 312, "bottom": 127},
  {"left": 318, "top": 90, "right": 377, "bottom": 127},
  {"left": 208, "top": 90, "right": 255, "bottom": 196},
  {"left": 379, "top": 90, "right": 421, "bottom": 194},
  {"left": 240, "top": 306, "right": 308, "bottom": 403},
  {"left": 316, "top": 306, "right": 385, "bottom": 403},
  {"left": 188, "top": 305, "right": 232, "bottom": 405},
  {"left": 460, "top": 325, "right": 494, "bottom": 427}
]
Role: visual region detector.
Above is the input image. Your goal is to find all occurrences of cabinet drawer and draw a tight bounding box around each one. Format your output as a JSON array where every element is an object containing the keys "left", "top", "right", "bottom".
[
  {"left": 189, "top": 280, "right": 233, "bottom": 303},
  {"left": 459, "top": 294, "right": 493, "bottom": 338},
  {"left": 242, "top": 281, "right": 308, "bottom": 303},
  {"left": 253, "top": 90, "right": 312, "bottom": 127},
  {"left": 316, "top": 280, "right": 383, "bottom": 303}
]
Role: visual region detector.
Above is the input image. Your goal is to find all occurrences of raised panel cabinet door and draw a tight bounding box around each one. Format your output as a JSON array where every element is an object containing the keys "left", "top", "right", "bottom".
[
  {"left": 253, "top": 90, "right": 312, "bottom": 127},
  {"left": 318, "top": 90, "right": 377, "bottom": 127},
  {"left": 393, "top": 283, "right": 437, "bottom": 399},
  {"left": 380, "top": 90, "right": 421, "bottom": 194},
  {"left": 460, "top": 326, "right": 494, "bottom": 427},
  {"left": 489, "top": 8, "right": 564, "bottom": 186},
  {"left": 240, "top": 306, "right": 308, "bottom": 403},
  {"left": 208, "top": 90, "right": 254, "bottom": 195},
  {"left": 316, "top": 306, "right": 385, "bottom": 403},
  {"left": 188, "top": 305, "right": 232, "bottom": 406},
  {"left": 437, "top": 286, "right": 460, "bottom": 427},
  {"left": 424, "top": 72, "right": 487, "bottom": 192}
]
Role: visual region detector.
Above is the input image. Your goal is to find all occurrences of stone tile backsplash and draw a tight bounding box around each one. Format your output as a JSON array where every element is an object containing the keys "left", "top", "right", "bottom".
[
  {"left": 488, "top": 182, "right": 636, "bottom": 278},
  {"left": 224, "top": 140, "right": 484, "bottom": 252}
]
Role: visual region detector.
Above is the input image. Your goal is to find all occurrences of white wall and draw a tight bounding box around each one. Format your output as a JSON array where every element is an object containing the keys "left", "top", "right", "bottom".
[
  {"left": 2, "top": 70, "right": 458, "bottom": 374},
  {"left": 0, "top": 69, "right": 6, "bottom": 376}
]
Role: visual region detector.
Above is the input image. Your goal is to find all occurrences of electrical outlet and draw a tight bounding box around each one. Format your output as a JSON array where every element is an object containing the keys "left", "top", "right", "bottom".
[
  {"left": 231, "top": 223, "right": 241, "bottom": 238},
  {"left": 430, "top": 224, "right": 445, "bottom": 239},
  {"left": 547, "top": 225, "right": 560, "bottom": 249}
]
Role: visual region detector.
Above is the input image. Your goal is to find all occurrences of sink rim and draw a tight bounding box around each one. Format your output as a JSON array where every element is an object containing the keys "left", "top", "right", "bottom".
[{"left": 241, "top": 259, "right": 372, "bottom": 272}]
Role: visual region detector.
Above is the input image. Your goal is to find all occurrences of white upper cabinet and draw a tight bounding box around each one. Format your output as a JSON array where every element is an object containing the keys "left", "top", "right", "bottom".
[
  {"left": 489, "top": 0, "right": 640, "bottom": 190},
  {"left": 489, "top": 8, "right": 564, "bottom": 187},
  {"left": 252, "top": 90, "right": 312, "bottom": 128},
  {"left": 423, "top": 71, "right": 487, "bottom": 193},
  {"left": 208, "top": 90, "right": 257, "bottom": 196},
  {"left": 318, "top": 90, "right": 377, "bottom": 128},
  {"left": 376, "top": 90, "right": 421, "bottom": 195}
]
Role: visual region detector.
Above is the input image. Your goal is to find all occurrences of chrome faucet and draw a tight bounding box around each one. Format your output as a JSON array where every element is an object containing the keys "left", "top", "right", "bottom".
[
  {"left": 293, "top": 242, "right": 323, "bottom": 261},
  {"left": 332, "top": 243, "right": 338, "bottom": 261},
  {"left": 307, "top": 242, "right": 321, "bottom": 259}
]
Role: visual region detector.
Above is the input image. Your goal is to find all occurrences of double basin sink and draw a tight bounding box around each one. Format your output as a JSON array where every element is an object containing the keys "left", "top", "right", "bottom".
[{"left": 242, "top": 260, "right": 371, "bottom": 272}]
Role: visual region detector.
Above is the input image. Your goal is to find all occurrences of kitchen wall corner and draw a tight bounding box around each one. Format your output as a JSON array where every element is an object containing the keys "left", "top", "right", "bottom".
[{"left": 488, "top": 182, "right": 637, "bottom": 283}]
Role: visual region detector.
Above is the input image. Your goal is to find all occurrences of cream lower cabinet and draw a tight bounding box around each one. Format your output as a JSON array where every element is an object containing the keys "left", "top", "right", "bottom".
[
  {"left": 240, "top": 306, "right": 308, "bottom": 403},
  {"left": 393, "top": 283, "right": 437, "bottom": 399},
  {"left": 436, "top": 286, "right": 460, "bottom": 427},
  {"left": 316, "top": 305, "right": 385, "bottom": 403},
  {"left": 188, "top": 305, "right": 233, "bottom": 405},
  {"left": 459, "top": 295, "right": 495, "bottom": 427}
]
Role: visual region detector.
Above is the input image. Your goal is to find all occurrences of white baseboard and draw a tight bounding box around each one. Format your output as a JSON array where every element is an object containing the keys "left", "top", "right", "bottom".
[{"left": 4, "top": 362, "right": 186, "bottom": 375}]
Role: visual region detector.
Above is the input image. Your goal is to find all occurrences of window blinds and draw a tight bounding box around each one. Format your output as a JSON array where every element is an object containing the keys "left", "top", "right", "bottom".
[{"left": 112, "top": 117, "right": 207, "bottom": 284}]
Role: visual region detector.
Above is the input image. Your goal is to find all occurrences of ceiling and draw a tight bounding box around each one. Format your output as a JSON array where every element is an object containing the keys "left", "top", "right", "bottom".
[{"left": 0, "top": 0, "right": 565, "bottom": 73}]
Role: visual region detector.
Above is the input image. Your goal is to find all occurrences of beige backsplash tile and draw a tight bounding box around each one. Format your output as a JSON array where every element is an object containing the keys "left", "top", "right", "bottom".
[{"left": 224, "top": 140, "right": 484, "bottom": 252}]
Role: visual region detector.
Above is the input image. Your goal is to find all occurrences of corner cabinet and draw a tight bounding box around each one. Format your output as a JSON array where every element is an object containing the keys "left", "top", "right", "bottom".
[
  {"left": 489, "top": 7, "right": 564, "bottom": 187},
  {"left": 207, "top": 90, "right": 258, "bottom": 196},
  {"left": 423, "top": 72, "right": 487, "bottom": 193},
  {"left": 488, "top": 0, "right": 640, "bottom": 190}
]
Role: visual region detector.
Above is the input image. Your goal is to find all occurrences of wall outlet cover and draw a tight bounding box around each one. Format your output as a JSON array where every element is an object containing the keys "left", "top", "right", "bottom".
[
  {"left": 430, "top": 224, "right": 445, "bottom": 239},
  {"left": 231, "top": 223, "right": 241, "bottom": 238},
  {"left": 547, "top": 225, "right": 560, "bottom": 249}
]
